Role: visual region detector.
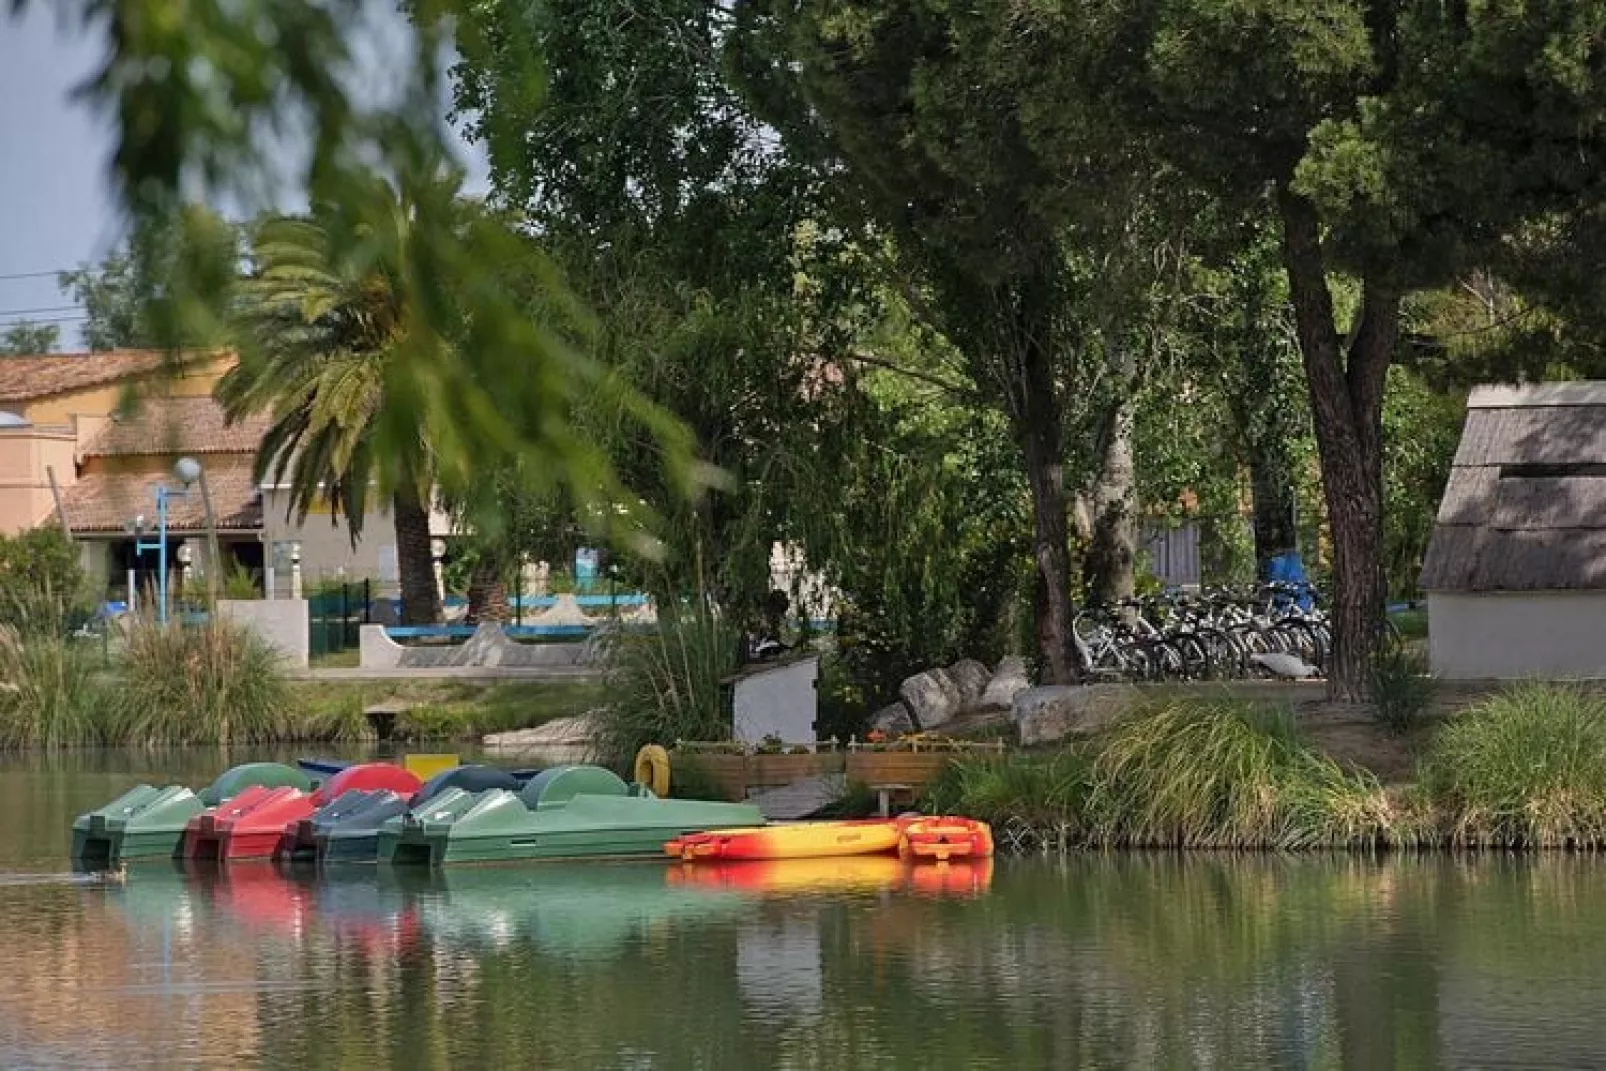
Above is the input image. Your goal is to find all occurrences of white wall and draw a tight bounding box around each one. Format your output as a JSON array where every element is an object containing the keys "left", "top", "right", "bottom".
[
  {"left": 732, "top": 656, "right": 820, "bottom": 744},
  {"left": 216, "top": 598, "right": 309, "bottom": 669},
  {"left": 1429, "top": 591, "right": 1606, "bottom": 679}
]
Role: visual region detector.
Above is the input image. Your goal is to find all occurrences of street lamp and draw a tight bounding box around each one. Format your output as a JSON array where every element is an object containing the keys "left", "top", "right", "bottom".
[{"left": 130, "top": 457, "right": 205, "bottom": 626}]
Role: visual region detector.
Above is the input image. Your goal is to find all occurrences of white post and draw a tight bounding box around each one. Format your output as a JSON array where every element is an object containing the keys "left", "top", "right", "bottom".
[
  {"left": 432, "top": 538, "right": 446, "bottom": 603},
  {"left": 290, "top": 542, "right": 303, "bottom": 600},
  {"left": 127, "top": 567, "right": 137, "bottom": 615}
]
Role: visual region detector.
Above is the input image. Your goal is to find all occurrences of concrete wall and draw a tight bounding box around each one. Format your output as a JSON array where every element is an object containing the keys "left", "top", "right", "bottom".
[
  {"left": 216, "top": 598, "right": 309, "bottom": 669},
  {"left": 1429, "top": 591, "right": 1606, "bottom": 679},
  {"left": 732, "top": 657, "right": 820, "bottom": 744}
]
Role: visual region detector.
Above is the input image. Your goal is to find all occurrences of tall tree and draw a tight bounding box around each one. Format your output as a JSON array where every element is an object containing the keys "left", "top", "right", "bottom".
[
  {"left": 1015, "top": 2, "right": 1606, "bottom": 697},
  {"left": 0, "top": 322, "right": 60, "bottom": 357},
  {"left": 729, "top": 2, "right": 1114, "bottom": 681}
]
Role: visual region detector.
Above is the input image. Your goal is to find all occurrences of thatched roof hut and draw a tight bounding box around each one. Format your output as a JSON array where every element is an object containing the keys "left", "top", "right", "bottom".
[{"left": 1421, "top": 383, "right": 1606, "bottom": 678}]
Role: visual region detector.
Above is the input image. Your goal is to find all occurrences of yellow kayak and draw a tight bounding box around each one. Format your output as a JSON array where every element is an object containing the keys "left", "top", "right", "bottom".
[{"left": 665, "top": 819, "right": 902, "bottom": 862}]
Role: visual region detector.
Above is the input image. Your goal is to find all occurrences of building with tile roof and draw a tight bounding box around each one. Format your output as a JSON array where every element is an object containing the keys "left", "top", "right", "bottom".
[{"left": 0, "top": 350, "right": 448, "bottom": 607}]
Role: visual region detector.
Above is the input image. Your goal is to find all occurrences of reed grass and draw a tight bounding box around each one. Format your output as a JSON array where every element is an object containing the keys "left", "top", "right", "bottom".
[
  {"left": 1418, "top": 683, "right": 1606, "bottom": 849},
  {"left": 597, "top": 603, "right": 741, "bottom": 761},
  {"left": 1087, "top": 699, "right": 1392, "bottom": 849},
  {"left": 111, "top": 616, "right": 291, "bottom": 746},
  {"left": 0, "top": 628, "right": 106, "bottom": 749}
]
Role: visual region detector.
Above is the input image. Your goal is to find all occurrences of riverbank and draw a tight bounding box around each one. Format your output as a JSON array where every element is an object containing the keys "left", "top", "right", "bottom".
[{"left": 925, "top": 684, "right": 1606, "bottom": 852}]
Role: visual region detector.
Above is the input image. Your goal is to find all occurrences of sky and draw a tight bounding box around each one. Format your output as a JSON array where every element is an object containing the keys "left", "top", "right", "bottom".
[{"left": 0, "top": 3, "right": 489, "bottom": 350}]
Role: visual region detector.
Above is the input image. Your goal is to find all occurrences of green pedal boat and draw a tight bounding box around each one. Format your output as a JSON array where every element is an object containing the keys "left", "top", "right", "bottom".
[
  {"left": 377, "top": 765, "right": 764, "bottom": 866},
  {"left": 71, "top": 762, "right": 314, "bottom": 866}
]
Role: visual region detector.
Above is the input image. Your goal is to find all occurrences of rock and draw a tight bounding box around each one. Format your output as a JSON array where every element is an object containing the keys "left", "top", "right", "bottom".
[
  {"left": 868, "top": 702, "right": 916, "bottom": 737},
  {"left": 1011, "top": 684, "right": 1138, "bottom": 747},
  {"left": 484, "top": 709, "right": 602, "bottom": 748},
  {"left": 947, "top": 659, "right": 991, "bottom": 707},
  {"left": 978, "top": 655, "right": 1031, "bottom": 710},
  {"left": 899, "top": 668, "right": 964, "bottom": 728}
]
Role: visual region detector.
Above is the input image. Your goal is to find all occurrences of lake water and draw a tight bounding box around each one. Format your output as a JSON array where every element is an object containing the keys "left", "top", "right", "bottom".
[{"left": 3, "top": 749, "right": 1605, "bottom": 1069}]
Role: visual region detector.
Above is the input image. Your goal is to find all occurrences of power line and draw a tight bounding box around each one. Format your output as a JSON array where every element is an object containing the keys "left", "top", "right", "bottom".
[
  {"left": 0, "top": 267, "right": 103, "bottom": 282},
  {"left": 0, "top": 304, "right": 84, "bottom": 318},
  {"left": 0, "top": 314, "right": 90, "bottom": 327}
]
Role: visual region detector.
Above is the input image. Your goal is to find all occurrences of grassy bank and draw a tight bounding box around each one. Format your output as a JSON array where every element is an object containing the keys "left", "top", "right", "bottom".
[
  {"left": 0, "top": 619, "right": 600, "bottom": 749},
  {"left": 927, "top": 685, "right": 1606, "bottom": 852}
]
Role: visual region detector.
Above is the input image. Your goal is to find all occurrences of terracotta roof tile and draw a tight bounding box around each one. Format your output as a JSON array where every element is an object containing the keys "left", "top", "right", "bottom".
[
  {"left": 58, "top": 460, "right": 262, "bottom": 533},
  {"left": 82, "top": 395, "right": 274, "bottom": 458},
  {"left": 0, "top": 351, "right": 178, "bottom": 404}
]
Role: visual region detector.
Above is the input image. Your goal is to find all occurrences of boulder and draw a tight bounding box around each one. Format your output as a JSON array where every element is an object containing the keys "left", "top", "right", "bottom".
[
  {"left": 867, "top": 702, "right": 916, "bottom": 737},
  {"left": 947, "top": 659, "right": 991, "bottom": 708},
  {"left": 483, "top": 709, "right": 602, "bottom": 749},
  {"left": 978, "top": 655, "right": 1031, "bottom": 710},
  {"left": 1011, "top": 684, "right": 1138, "bottom": 747},
  {"left": 899, "top": 668, "right": 965, "bottom": 728}
]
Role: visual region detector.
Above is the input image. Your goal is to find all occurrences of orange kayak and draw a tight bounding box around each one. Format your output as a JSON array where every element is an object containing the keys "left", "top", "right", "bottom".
[
  {"left": 666, "top": 819, "right": 902, "bottom": 862},
  {"left": 896, "top": 816, "right": 994, "bottom": 861}
]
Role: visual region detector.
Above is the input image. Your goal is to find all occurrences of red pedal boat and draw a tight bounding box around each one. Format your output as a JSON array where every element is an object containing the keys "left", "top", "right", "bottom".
[{"left": 187, "top": 762, "right": 424, "bottom": 861}]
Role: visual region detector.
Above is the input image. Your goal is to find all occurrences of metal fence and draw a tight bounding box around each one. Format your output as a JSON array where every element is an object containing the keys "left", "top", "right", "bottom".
[{"left": 308, "top": 580, "right": 371, "bottom": 658}]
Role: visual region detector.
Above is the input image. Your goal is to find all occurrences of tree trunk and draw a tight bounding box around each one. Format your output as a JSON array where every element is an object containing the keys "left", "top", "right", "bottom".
[
  {"left": 1278, "top": 188, "right": 1396, "bottom": 700},
  {"left": 1246, "top": 432, "right": 1299, "bottom": 574},
  {"left": 465, "top": 549, "right": 509, "bottom": 624},
  {"left": 392, "top": 486, "right": 443, "bottom": 626},
  {"left": 1003, "top": 271, "right": 1082, "bottom": 685},
  {"left": 1084, "top": 391, "right": 1138, "bottom": 606}
]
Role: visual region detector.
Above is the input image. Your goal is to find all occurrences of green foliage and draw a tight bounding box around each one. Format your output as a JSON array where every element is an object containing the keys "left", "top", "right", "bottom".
[
  {"left": 221, "top": 563, "right": 262, "bottom": 601},
  {"left": 1090, "top": 700, "right": 1392, "bottom": 849},
  {"left": 1369, "top": 646, "right": 1435, "bottom": 736},
  {"left": 0, "top": 321, "right": 60, "bottom": 357},
  {"left": 1420, "top": 685, "right": 1606, "bottom": 850},
  {"left": 599, "top": 608, "right": 742, "bottom": 760},
  {"left": 922, "top": 749, "right": 1094, "bottom": 836},
  {"left": 0, "top": 631, "right": 106, "bottom": 749},
  {"left": 1381, "top": 366, "right": 1464, "bottom": 600},
  {"left": 0, "top": 528, "right": 87, "bottom": 636},
  {"left": 111, "top": 617, "right": 291, "bottom": 746}
]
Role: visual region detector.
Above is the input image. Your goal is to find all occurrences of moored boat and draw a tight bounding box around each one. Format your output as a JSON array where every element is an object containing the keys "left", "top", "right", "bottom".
[
  {"left": 665, "top": 819, "right": 903, "bottom": 862},
  {"left": 377, "top": 765, "right": 765, "bottom": 866},
  {"left": 71, "top": 762, "right": 313, "bottom": 866}
]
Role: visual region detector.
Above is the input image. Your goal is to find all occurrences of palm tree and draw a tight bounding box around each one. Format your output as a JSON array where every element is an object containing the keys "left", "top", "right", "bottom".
[{"left": 220, "top": 209, "right": 444, "bottom": 625}]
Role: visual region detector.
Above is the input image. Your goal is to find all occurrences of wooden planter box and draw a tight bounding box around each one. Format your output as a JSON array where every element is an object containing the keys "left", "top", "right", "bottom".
[{"left": 845, "top": 752, "right": 956, "bottom": 789}]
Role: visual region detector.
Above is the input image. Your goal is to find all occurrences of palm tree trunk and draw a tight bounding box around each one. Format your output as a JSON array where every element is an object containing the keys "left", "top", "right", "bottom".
[
  {"left": 466, "top": 549, "right": 510, "bottom": 624},
  {"left": 393, "top": 486, "right": 442, "bottom": 626}
]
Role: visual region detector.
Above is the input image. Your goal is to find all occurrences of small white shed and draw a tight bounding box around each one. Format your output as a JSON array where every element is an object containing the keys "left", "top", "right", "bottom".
[
  {"left": 1420, "top": 382, "right": 1606, "bottom": 679},
  {"left": 724, "top": 654, "right": 820, "bottom": 744}
]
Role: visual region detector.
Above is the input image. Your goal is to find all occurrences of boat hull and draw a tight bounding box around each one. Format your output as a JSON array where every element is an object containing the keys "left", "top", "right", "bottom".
[
  {"left": 378, "top": 786, "right": 766, "bottom": 866},
  {"left": 667, "top": 820, "right": 903, "bottom": 862}
]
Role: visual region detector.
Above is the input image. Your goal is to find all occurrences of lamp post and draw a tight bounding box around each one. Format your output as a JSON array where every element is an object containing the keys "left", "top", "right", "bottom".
[{"left": 130, "top": 457, "right": 205, "bottom": 626}]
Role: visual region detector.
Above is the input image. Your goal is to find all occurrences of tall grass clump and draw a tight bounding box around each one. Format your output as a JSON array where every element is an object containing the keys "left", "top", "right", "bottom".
[
  {"left": 1370, "top": 646, "right": 1435, "bottom": 735},
  {"left": 0, "top": 627, "right": 107, "bottom": 748},
  {"left": 923, "top": 749, "right": 1094, "bottom": 850},
  {"left": 598, "top": 603, "right": 741, "bottom": 761},
  {"left": 1087, "top": 699, "right": 1394, "bottom": 849},
  {"left": 112, "top": 616, "right": 290, "bottom": 745},
  {"left": 1420, "top": 684, "right": 1606, "bottom": 849}
]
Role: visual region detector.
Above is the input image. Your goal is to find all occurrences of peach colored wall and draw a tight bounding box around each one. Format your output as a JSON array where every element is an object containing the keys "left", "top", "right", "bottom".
[
  {"left": 0, "top": 429, "right": 79, "bottom": 534},
  {"left": 17, "top": 354, "right": 233, "bottom": 426}
]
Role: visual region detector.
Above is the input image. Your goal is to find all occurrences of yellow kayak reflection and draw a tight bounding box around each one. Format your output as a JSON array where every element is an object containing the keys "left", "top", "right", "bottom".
[{"left": 666, "top": 855, "right": 994, "bottom": 898}]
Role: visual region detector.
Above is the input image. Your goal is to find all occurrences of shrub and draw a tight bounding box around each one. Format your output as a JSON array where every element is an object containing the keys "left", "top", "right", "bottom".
[
  {"left": 1087, "top": 699, "right": 1392, "bottom": 849},
  {"left": 0, "top": 628, "right": 106, "bottom": 748},
  {"left": 0, "top": 528, "right": 87, "bottom": 636},
  {"left": 1420, "top": 684, "right": 1606, "bottom": 849},
  {"left": 112, "top": 616, "right": 290, "bottom": 745},
  {"left": 1370, "top": 646, "right": 1435, "bottom": 735},
  {"left": 597, "top": 603, "right": 740, "bottom": 761}
]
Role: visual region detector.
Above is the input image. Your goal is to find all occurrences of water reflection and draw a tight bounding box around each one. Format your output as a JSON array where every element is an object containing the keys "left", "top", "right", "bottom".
[{"left": 8, "top": 753, "right": 1606, "bottom": 1068}]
